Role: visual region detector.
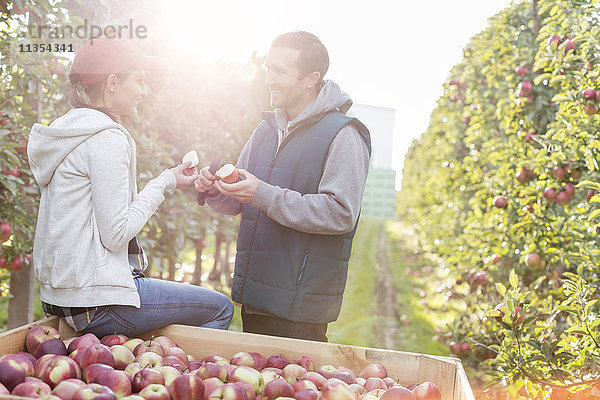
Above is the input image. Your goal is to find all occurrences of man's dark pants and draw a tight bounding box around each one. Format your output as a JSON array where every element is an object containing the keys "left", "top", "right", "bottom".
[{"left": 241, "top": 305, "right": 328, "bottom": 342}]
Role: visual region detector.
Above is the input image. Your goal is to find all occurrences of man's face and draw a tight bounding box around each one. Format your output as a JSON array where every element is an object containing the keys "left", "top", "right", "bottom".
[{"left": 264, "top": 46, "right": 307, "bottom": 112}]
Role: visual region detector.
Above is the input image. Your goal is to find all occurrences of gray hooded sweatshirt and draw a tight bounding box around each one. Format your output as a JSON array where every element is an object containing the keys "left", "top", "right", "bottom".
[
  {"left": 207, "top": 80, "right": 370, "bottom": 235},
  {"left": 28, "top": 108, "right": 176, "bottom": 308}
]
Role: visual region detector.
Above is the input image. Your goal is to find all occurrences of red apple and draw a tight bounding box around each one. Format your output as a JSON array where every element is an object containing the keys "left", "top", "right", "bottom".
[
  {"left": 516, "top": 66, "right": 529, "bottom": 76},
  {"left": 260, "top": 368, "right": 283, "bottom": 385},
  {"left": 564, "top": 183, "right": 575, "bottom": 198},
  {"left": 282, "top": 363, "right": 307, "bottom": 383},
  {"left": 365, "top": 378, "right": 388, "bottom": 392},
  {"left": 0, "top": 383, "right": 7, "bottom": 395},
  {"left": 556, "top": 191, "right": 570, "bottom": 206},
  {"left": 68, "top": 333, "right": 101, "bottom": 354},
  {"left": 248, "top": 352, "right": 267, "bottom": 371},
  {"left": 36, "top": 355, "right": 82, "bottom": 388},
  {"left": 73, "top": 383, "right": 117, "bottom": 400},
  {"left": 265, "top": 356, "right": 290, "bottom": 370},
  {"left": 156, "top": 366, "right": 181, "bottom": 387},
  {"left": 524, "top": 131, "right": 537, "bottom": 142},
  {"left": 363, "top": 388, "right": 387, "bottom": 400},
  {"left": 586, "top": 190, "right": 596, "bottom": 202},
  {"left": 383, "top": 378, "right": 396, "bottom": 389},
  {"left": 124, "top": 363, "right": 144, "bottom": 379},
  {"left": 34, "top": 338, "right": 68, "bottom": 358},
  {"left": 110, "top": 345, "right": 135, "bottom": 370},
  {"left": 123, "top": 338, "right": 144, "bottom": 353},
  {"left": 164, "top": 347, "right": 190, "bottom": 368},
  {"left": 138, "top": 384, "right": 170, "bottom": 400},
  {"left": 231, "top": 352, "right": 255, "bottom": 368},
  {"left": 161, "top": 356, "right": 186, "bottom": 373},
  {"left": 518, "top": 81, "right": 532, "bottom": 96},
  {"left": 79, "top": 344, "right": 115, "bottom": 370},
  {"left": 132, "top": 368, "right": 165, "bottom": 393},
  {"left": 0, "top": 120, "right": 8, "bottom": 126},
  {"left": 26, "top": 325, "right": 61, "bottom": 355},
  {"left": 11, "top": 378, "right": 52, "bottom": 398},
  {"left": 359, "top": 364, "right": 387, "bottom": 380},
  {"left": 215, "top": 164, "right": 240, "bottom": 184},
  {"left": 0, "top": 353, "right": 35, "bottom": 377},
  {"left": 544, "top": 188, "right": 557, "bottom": 201},
  {"left": 101, "top": 334, "right": 128, "bottom": 347},
  {"left": 52, "top": 378, "right": 86, "bottom": 400},
  {"left": 319, "top": 378, "right": 357, "bottom": 400},
  {"left": 228, "top": 366, "right": 264, "bottom": 394},
  {"left": 300, "top": 372, "right": 326, "bottom": 390},
  {"left": 0, "top": 221, "right": 11, "bottom": 242},
  {"left": 169, "top": 374, "right": 205, "bottom": 400},
  {"left": 196, "top": 362, "right": 228, "bottom": 382},
  {"left": 202, "top": 377, "right": 225, "bottom": 400},
  {"left": 565, "top": 38, "right": 577, "bottom": 53},
  {"left": 316, "top": 365, "right": 337, "bottom": 379},
  {"left": 493, "top": 196, "right": 507, "bottom": 209},
  {"left": 547, "top": 35, "right": 562, "bottom": 49},
  {"left": 411, "top": 382, "right": 442, "bottom": 400},
  {"left": 293, "top": 356, "right": 315, "bottom": 372},
  {"left": 333, "top": 372, "right": 357, "bottom": 385},
  {"left": 201, "top": 355, "right": 229, "bottom": 365},
  {"left": 261, "top": 379, "right": 295, "bottom": 400},
  {"left": 291, "top": 379, "right": 317, "bottom": 392},
  {"left": 134, "top": 341, "right": 165, "bottom": 358},
  {"left": 379, "top": 386, "right": 416, "bottom": 400},
  {"left": 582, "top": 89, "right": 597, "bottom": 100},
  {"left": 152, "top": 336, "right": 178, "bottom": 351},
  {"left": 0, "top": 359, "right": 27, "bottom": 391},
  {"left": 83, "top": 363, "right": 115, "bottom": 384},
  {"left": 135, "top": 351, "right": 164, "bottom": 369},
  {"left": 92, "top": 369, "right": 132, "bottom": 398},
  {"left": 295, "top": 389, "right": 319, "bottom": 400},
  {"left": 236, "top": 381, "right": 256, "bottom": 400}
]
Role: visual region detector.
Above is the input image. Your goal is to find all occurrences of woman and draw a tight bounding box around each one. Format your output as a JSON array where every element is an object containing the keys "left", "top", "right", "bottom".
[{"left": 27, "top": 36, "right": 234, "bottom": 337}]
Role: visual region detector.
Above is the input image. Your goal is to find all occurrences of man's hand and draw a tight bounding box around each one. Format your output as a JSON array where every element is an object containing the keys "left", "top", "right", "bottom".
[
  {"left": 214, "top": 168, "right": 260, "bottom": 204},
  {"left": 194, "top": 166, "right": 219, "bottom": 195}
]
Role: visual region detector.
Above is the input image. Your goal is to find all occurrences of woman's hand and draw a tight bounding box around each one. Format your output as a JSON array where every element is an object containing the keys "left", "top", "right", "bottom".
[{"left": 169, "top": 161, "right": 198, "bottom": 189}]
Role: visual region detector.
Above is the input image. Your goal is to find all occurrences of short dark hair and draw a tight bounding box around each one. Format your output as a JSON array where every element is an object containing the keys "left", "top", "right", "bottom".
[{"left": 271, "top": 31, "right": 329, "bottom": 83}]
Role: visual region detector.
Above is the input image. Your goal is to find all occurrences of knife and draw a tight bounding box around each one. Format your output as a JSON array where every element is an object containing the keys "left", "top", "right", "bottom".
[{"left": 197, "top": 153, "right": 222, "bottom": 206}]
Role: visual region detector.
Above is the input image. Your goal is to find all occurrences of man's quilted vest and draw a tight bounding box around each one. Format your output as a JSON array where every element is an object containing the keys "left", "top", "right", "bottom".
[{"left": 232, "top": 110, "right": 371, "bottom": 324}]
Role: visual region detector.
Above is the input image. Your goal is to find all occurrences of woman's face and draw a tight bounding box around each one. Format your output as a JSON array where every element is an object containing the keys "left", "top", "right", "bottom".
[{"left": 112, "top": 69, "right": 148, "bottom": 117}]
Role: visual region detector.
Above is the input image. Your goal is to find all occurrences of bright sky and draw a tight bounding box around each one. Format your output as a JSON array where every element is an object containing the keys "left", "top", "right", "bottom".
[{"left": 160, "top": 0, "right": 516, "bottom": 189}]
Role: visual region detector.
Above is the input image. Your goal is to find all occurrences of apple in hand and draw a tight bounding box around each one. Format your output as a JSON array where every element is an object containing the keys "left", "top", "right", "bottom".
[
  {"left": 73, "top": 383, "right": 117, "bottom": 400},
  {"left": 26, "top": 325, "right": 61, "bottom": 355},
  {"left": 52, "top": 379, "right": 86, "bottom": 400},
  {"left": 169, "top": 374, "right": 205, "bottom": 400},
  {"left": 215, "top": 164, "right": 240, "bottom": 184}
]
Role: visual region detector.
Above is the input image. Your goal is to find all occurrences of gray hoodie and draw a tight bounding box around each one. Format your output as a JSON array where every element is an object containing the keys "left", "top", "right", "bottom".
[
  {"left": 28, "top": 108, "right": 175, "bottom": 308},
  {"left": 207, "top": 80, "right": 370, "bottom": 235}
]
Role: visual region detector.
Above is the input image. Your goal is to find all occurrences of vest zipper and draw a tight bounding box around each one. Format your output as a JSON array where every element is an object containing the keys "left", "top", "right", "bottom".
[{"left": 296, "top": 240, "right": 312, "bottom": 288}]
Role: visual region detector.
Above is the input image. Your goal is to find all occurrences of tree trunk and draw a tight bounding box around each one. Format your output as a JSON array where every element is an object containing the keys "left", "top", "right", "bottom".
[
  {"left": 193, "top": 244, "right": 203, "bottom": 285},
  {"left": 531, "top": 0, "right": 539, "bottom": 35},
  {"left": 168, "top": 256, "right": 176, "bottom": 281},
  {"left": 7, "top": 11, "right": 41, "bottom": 329},
  {"left": 209, "top": 238, "right": 222, "bottom": 282}
]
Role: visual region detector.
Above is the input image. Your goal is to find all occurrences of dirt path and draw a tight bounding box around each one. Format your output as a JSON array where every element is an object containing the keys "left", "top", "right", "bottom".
[{"left": 373, "top": 224, "right": 401, "bottom": 349}]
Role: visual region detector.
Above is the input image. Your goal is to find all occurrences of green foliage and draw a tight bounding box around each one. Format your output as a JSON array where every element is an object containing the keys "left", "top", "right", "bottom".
[{"left": 399, "top": 0, "right": 600, "bottom": 396}]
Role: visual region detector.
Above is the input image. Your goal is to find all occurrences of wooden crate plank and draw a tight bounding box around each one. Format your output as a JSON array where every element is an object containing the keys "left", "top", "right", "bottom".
[
  {"left": 454, "top": 360, "right": 476, "bottom": 400},
  {"left": 0, "top": 316, "right": 59, "bottom": 356}
]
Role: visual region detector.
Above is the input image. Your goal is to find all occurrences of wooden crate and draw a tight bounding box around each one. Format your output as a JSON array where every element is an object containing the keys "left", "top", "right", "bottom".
[{"left": 0, "top": 316, "right": 475, "bottom": 400}]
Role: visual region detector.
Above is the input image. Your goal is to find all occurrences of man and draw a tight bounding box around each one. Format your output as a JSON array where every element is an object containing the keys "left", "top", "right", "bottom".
[{"left": 195, "top": 31, "right": 371, "bottom": 342}]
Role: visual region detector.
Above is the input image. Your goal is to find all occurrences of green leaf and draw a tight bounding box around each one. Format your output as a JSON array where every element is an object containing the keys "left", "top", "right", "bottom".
[
  {"left": 576, "top": 180, "right": 600, "bottom": 190},
  {"left": 588, "top": 209, "right": 600, "bottom": 221},
  {"left": 509, "top": 269, "right": 518, "bottom": 289},
  {"left": 497, "top": 282, "right": 507, "bottom": 297}
]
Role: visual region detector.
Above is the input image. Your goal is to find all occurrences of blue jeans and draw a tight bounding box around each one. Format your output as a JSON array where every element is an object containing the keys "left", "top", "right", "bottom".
[{"left": 82, "top": 277, "right": 234, "bottom": 337}]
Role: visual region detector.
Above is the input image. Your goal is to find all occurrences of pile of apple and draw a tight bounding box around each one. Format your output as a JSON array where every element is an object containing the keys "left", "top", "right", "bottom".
[{"left": 0, "top": 325, "right": 443, "bottom": 400}]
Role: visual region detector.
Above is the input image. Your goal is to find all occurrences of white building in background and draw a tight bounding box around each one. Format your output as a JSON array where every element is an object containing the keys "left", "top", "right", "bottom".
[{"left": 348, "top": 104, "right": 397, "bottom": 220}]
